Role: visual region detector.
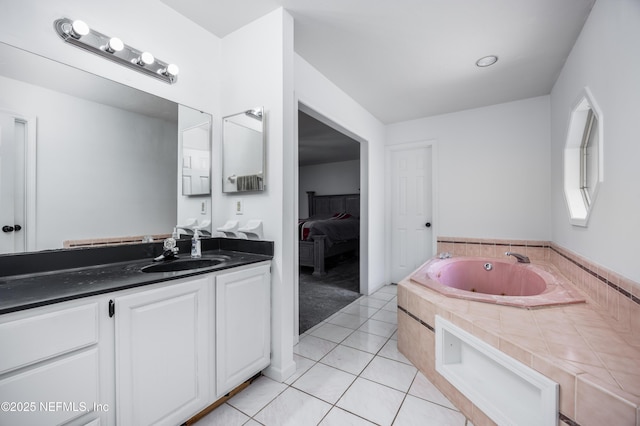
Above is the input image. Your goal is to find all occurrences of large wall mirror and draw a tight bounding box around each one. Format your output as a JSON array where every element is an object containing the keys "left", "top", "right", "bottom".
[
  {"left": 222, "top": 107, "right": 265, "bottom": 193},
  {"left": 0, "top": 42, "right": 211, "bottom": 255}
]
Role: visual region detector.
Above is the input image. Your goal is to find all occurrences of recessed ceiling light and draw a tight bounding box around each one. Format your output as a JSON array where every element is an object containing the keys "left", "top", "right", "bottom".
[{"left": 476, "top": 55, "right": 498, "bottom": 67}]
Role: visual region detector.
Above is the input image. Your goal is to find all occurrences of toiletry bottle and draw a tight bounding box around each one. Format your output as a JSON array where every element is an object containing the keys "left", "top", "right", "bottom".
[
  {"left": 191, "top": 230, "right": 201, "bottom": 259},
  {"left": 172, "top": 227, "right": 179, "bottom": 239}
]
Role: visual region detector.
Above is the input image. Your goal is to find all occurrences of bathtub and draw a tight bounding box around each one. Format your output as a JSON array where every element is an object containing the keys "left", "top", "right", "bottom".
[{"left": 409, "top": 256, "right": 585, "bottom": 308}]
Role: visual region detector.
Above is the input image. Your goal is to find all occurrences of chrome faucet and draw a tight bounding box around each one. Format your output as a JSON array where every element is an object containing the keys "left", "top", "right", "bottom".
[
  {"left": 505, "top": 251, "right": 530, "bottom": 263},
  {"left": 153, "top": 237, "right": 179, "bottom": 262}
]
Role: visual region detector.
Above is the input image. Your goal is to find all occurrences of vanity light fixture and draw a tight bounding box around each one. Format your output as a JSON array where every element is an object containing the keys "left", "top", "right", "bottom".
[
  {"left": 476, "top": 55, "right": 499, "bottom": 67},
  {"left": 54, "top": 17, "right": 179, "bottom": 84}
]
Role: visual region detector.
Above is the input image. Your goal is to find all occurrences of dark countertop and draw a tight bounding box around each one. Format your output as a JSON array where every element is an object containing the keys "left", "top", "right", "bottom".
[{"left": 0, "top": 238, "right": 273, "bottom": 315}]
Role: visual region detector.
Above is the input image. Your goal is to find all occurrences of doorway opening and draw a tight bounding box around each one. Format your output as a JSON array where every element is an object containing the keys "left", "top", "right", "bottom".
[{"left": 296, "top": 107, "right": 363, "bottom": 334}]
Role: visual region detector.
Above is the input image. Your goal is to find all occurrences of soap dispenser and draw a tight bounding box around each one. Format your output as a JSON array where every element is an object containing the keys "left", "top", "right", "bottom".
[{"left": 191, "top": 229, "right": 201, "bottom": 259}]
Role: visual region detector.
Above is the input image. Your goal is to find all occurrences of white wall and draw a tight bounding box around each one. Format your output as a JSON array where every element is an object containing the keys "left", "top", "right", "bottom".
[
  {"left": 218, "top": 8, "right": 296, "bottom": 382},
  {"left": 295, "top": 54, "right": 387, "bottom": 294},
  {"left": 386, "top": 96, "right": 551, "bottom": 242},
  {"left": 550, "top": 0, "right": 640, "bottom": 283},
  {"left": 0, "top": 75, "right": 177, "bottom": 249},
  {"left": 299, "top": 160, "right": 360, "bottom": 218}
]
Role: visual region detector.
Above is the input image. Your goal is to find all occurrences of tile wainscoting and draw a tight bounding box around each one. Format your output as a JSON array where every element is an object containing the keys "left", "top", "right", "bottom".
[{"left": 64, "top": 233, "right": 172, "bottom": 248}]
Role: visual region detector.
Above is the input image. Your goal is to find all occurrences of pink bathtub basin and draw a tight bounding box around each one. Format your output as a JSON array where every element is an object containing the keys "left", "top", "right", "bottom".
[{"left": 410, "top": 256, "right": 586, "bottom": 308}]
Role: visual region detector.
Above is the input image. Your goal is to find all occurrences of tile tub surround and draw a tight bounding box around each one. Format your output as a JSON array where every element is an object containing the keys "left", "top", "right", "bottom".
[
  {"left": 437, "top": 237, "right": 551, "bottom": 262},
  {"left": 398, "top": 271, "right": 640, "bottom": 426},
  {"left": 410, "top": 256, "right": 586, "bottom": 308},
  {"left": 437, "top": 237, "right": 640, "bottom": 326}
]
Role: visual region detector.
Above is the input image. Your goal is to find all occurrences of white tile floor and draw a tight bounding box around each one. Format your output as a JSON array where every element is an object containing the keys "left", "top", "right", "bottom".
[{"left": 198, "top": 285, "right": 473, "bottom": 426}]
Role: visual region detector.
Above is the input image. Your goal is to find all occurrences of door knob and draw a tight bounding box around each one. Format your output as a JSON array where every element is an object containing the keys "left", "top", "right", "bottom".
[
  {"left": 425, "top": 222, "right": 431, "bottom": 228},
  {"left": 2, "top": 226, "right": 14, "bottom": 233},
  {"left": 14, "top": 225, "right": 22, "bottom": 232}
]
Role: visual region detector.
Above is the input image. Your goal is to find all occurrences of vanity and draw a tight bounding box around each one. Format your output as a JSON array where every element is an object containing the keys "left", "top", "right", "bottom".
[
  {"left": 0, "top": 25, "right": 275, "bottom": 426},
  {"left": 0, "top": 238, "right": 273, "bottom": 426}
]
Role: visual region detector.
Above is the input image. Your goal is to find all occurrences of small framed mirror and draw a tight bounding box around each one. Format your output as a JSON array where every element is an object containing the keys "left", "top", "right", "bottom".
[{"left": 222, "top": 107, "right": 265, "bottom": 193}]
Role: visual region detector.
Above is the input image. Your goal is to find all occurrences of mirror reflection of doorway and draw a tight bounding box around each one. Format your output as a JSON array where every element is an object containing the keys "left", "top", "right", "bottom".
[
  {"left": 297, "top": 109, "right": 362, "bottom": 334},
  {"left": 0, "top": 112, "right": 35, "bottom": 254}
]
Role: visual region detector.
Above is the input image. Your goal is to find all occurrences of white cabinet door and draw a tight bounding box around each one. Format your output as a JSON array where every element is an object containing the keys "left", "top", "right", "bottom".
[
  {"left": 115, "top": 277, "right": 210, "bottom": 426},
  {"left": 216, "top": 263, "right": 271, "bottom": 397}
]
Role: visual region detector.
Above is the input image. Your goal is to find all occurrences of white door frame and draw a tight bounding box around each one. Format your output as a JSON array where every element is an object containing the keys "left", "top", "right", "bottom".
[
  {"left": 0, "top": 109, "right": 37, "bottom": 252},
  {"left": 384, "top": 140, "right": 438, "bottom": 284},
  {"left": 292, "top": 96, "right": 369, "bottom": 342}
]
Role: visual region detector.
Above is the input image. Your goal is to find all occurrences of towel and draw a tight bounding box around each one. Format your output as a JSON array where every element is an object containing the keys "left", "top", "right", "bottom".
[{"left": 237, "top": 174, "right": 263, "bottom": 191}]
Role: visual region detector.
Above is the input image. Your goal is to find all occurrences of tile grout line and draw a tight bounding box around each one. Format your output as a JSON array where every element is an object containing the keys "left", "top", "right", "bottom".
[
  {"left": 251, "top": 292, "right": 400, "bottom": 425},
  {"left": 296, "top": 318, "right": 402, "bottom": 426},
  {"left": 249, "top": 294, "right": 395, "bottom": 425},
  {"left": 313, "top": 330, "right": 398, "bottom": 425}
]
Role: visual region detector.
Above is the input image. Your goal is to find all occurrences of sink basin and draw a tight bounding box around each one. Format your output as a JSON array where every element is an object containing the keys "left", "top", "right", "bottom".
[{"left": 141, "top": 256, "right": 229, "bottom": 273}]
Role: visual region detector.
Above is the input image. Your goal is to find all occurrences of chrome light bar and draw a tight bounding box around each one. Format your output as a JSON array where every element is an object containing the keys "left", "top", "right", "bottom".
[{"left": 54, "top": 18, "right": 179, "bottom": 85}]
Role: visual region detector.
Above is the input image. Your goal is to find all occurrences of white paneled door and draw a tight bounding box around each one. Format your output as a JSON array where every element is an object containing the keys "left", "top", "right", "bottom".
[{"left": 390, "top": 145, "right": 433, "bottom": 283}]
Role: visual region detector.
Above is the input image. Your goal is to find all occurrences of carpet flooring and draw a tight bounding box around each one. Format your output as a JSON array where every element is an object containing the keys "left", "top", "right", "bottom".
[{"left": 298, "top": 254, "right": 361, "bottom": 334}]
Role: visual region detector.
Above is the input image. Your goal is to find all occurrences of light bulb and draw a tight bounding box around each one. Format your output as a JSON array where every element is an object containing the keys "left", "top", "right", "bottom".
[
  {"left": 160, "top": 63, "right": 179, "bottom": 77},
  {"left": 136, "top": 52, "right": 154, "bottom": 66},
  {"left": 106, "top": 37, "right": 124, "bottom": 53},
  {"left": 70, "top": 20, "right": 89, "bottom": 39}
]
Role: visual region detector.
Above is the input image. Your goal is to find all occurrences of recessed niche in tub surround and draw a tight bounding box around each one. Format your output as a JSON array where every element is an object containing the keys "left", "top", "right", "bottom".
[{"left": 436, "top": 237, "right": 640, "bottom": 325}]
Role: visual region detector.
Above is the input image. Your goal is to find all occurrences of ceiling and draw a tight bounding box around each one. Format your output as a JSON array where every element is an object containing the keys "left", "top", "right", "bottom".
[
  {"left": 161, "top": 0, "right": 595, "bottom": 124},
  {"left": 298, "top": 111, "right": 359, "bottom": 166}
]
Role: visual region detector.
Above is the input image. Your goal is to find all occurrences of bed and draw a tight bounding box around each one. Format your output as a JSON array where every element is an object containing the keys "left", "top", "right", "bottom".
[{"left": 299, "top": 191, "right": 360, "bottom": 276}]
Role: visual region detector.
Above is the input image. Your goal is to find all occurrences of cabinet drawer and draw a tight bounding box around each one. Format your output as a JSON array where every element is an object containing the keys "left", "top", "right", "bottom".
[
  {"left": 0, "top": 348, "right": 100, "bottom": 426},
  {"left": 0, "top": 303, "right": 98, "bottom": 374}
]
